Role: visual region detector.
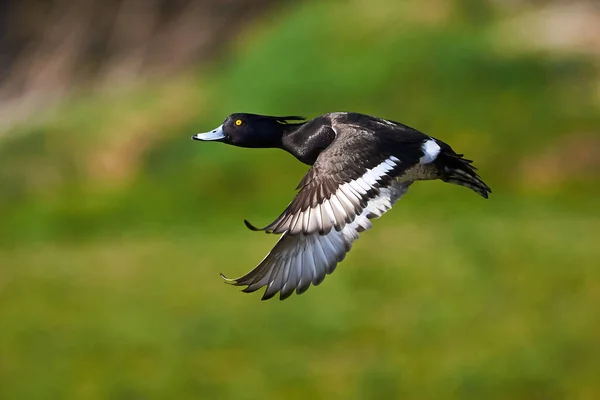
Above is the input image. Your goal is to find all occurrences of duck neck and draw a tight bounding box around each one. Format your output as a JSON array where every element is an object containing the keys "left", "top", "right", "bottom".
[
  {"left": 274, "top": 122, "right": 305, "bottom": 148},
  {"left": 281, "top": 122, "right": 305, "bottom": 137},
  {"left": 281, "top": 118, "right": 336, "bottom": 165}
]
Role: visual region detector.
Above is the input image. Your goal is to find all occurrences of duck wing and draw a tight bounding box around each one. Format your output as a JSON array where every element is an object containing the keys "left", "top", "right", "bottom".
[{"left": 221, "top": 124, "right": 437, "bottom": 300}]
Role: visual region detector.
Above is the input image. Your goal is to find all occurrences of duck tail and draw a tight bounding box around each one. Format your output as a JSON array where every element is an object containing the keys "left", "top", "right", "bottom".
[{"left": 434, "top": 147, "right": 491, "bottom": 199}]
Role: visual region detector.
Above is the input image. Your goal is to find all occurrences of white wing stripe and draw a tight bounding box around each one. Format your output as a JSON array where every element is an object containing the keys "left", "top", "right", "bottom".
[
  {"left": 362, "top": 168, "right": 380, "bottom": 186},
  {"left": 384, "top": 158, "right": 397, "bottom": 169},
  {"left": 349, "top": 180, "right": 368, "bottom": 195},
  {"left": 303, "top": 207, "right": 313, "bottom": 233},
  {"left": 335, "top": 189, "right": 355, "bottom": 213},
  {"left": 322, "top": 199, "right": 336, "bottom": 225},
  {"left": 329, "top": 195, "right": 347, "bottom": 222},
  {"left": 288, "top": 212, "right": 302, "bottom": 234},
  {"left": 339, "top": 183, "right": 361, "bottom": 204},
  {"left": 355, "top": 177, "right": 372, "bottom": 191},
  {"left": 312, "top": 204, "right": 323, "bottom": 232},
  {"left": 361, "top": 158, "right": 396, "bottom": 186}
]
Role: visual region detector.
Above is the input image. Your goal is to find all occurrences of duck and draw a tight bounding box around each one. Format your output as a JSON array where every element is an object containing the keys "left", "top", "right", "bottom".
[{"left": 192, "top": 112, "right": 491, "bottom": 300}]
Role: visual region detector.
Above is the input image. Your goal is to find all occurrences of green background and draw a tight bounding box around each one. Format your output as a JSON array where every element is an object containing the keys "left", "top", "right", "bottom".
[{"left": 1, "top": 1, "right": 599, "bottom": 398}]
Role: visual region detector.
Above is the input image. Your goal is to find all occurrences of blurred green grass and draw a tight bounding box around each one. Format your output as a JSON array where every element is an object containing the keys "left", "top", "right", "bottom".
[
  {"left": 1, "top": 0, "right": 600, "bottom": 398},
  {"left": 2, "top": 207, "right": 599, "bottom": 399}
]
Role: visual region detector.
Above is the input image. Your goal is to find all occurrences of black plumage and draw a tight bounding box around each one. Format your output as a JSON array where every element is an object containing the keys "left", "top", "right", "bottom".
[{"left": 192, "top": 112, "right": 491, "bottom": 300}]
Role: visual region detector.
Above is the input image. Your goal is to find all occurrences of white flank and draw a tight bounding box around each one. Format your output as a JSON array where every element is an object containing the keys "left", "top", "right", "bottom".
[{"left": 420, "top": 139, "right": 441, "bottom": 164}]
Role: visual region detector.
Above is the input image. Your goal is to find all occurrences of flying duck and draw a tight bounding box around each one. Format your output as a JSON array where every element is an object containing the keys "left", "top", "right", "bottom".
[{"left": 192, "top": 112, "right": 491, "bottom": 300}]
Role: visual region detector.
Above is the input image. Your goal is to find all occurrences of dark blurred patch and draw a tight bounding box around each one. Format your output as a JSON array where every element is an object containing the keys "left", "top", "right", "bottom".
[{"left": 0, "top": 0, "right": 282, "bottom": 129}]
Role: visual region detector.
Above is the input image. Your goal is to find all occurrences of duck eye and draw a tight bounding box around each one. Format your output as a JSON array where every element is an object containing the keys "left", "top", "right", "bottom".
[{"left": 235, "top": 119, "right": 243, "bottom": 126}]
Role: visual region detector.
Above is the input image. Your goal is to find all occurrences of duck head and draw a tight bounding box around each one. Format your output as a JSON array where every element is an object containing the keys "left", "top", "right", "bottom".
[{"left": 192, "top": 113, "right": 305, "bottom": 148}]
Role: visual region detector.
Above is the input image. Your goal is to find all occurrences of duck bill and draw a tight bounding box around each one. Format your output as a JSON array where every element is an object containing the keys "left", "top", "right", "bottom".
[{"left": 192, "top": 125, "right": 225, "bottom": 141}]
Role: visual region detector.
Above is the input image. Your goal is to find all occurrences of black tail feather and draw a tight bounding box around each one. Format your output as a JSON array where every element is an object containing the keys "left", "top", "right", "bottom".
[{"left": 436, "top": 151, "right": 491, "bottom": 198}]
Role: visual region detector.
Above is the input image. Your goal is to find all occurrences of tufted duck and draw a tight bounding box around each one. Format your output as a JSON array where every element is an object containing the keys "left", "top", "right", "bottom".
[{"left": 192, "top": 112, "right": 491, "bottom": 300}]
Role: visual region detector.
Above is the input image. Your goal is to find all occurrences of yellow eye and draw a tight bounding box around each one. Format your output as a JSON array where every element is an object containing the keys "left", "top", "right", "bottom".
[{"left": 235, "top": 119, "right": 243, "bottom": 126}]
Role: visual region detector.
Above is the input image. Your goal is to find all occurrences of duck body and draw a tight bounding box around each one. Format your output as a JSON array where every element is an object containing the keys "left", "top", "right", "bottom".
[
  {"left": 192, "top": 112, "right": 491, "bottom": 300},
  {"left": 280, "top": 112, "right": 437, "bottom": 165}
]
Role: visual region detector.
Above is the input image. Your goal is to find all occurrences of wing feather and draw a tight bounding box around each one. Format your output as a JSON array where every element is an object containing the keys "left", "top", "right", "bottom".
[{"left": 221, "top": 181, "right": 412, "bottom": 300}]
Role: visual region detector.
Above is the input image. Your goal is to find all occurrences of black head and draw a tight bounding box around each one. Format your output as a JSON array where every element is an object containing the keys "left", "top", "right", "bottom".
[{"left": 192, "top": 113, "right": 305, "bottom": 148}]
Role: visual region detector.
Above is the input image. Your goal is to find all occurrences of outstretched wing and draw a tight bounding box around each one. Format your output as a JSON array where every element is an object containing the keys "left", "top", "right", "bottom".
[
  {"left": 223, "top": 182, "right": 412, "bottom": 300},
  {"left": 222, "top": 124, "right": 434, "bottom": 300}
]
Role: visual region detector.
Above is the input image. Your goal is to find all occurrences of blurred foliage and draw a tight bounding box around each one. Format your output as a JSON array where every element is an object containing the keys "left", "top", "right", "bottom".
[
  {"left": 0, "top": 0, "right": 278, "bottom": 131},
  {"left": 1, "top": 0, "right": 599, "bottom": 399}
]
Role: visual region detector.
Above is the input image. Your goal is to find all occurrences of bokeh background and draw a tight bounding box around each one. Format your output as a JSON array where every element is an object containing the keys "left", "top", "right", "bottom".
[{"left": 1, "top": 0, "right": 599, "bottom": 398}]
